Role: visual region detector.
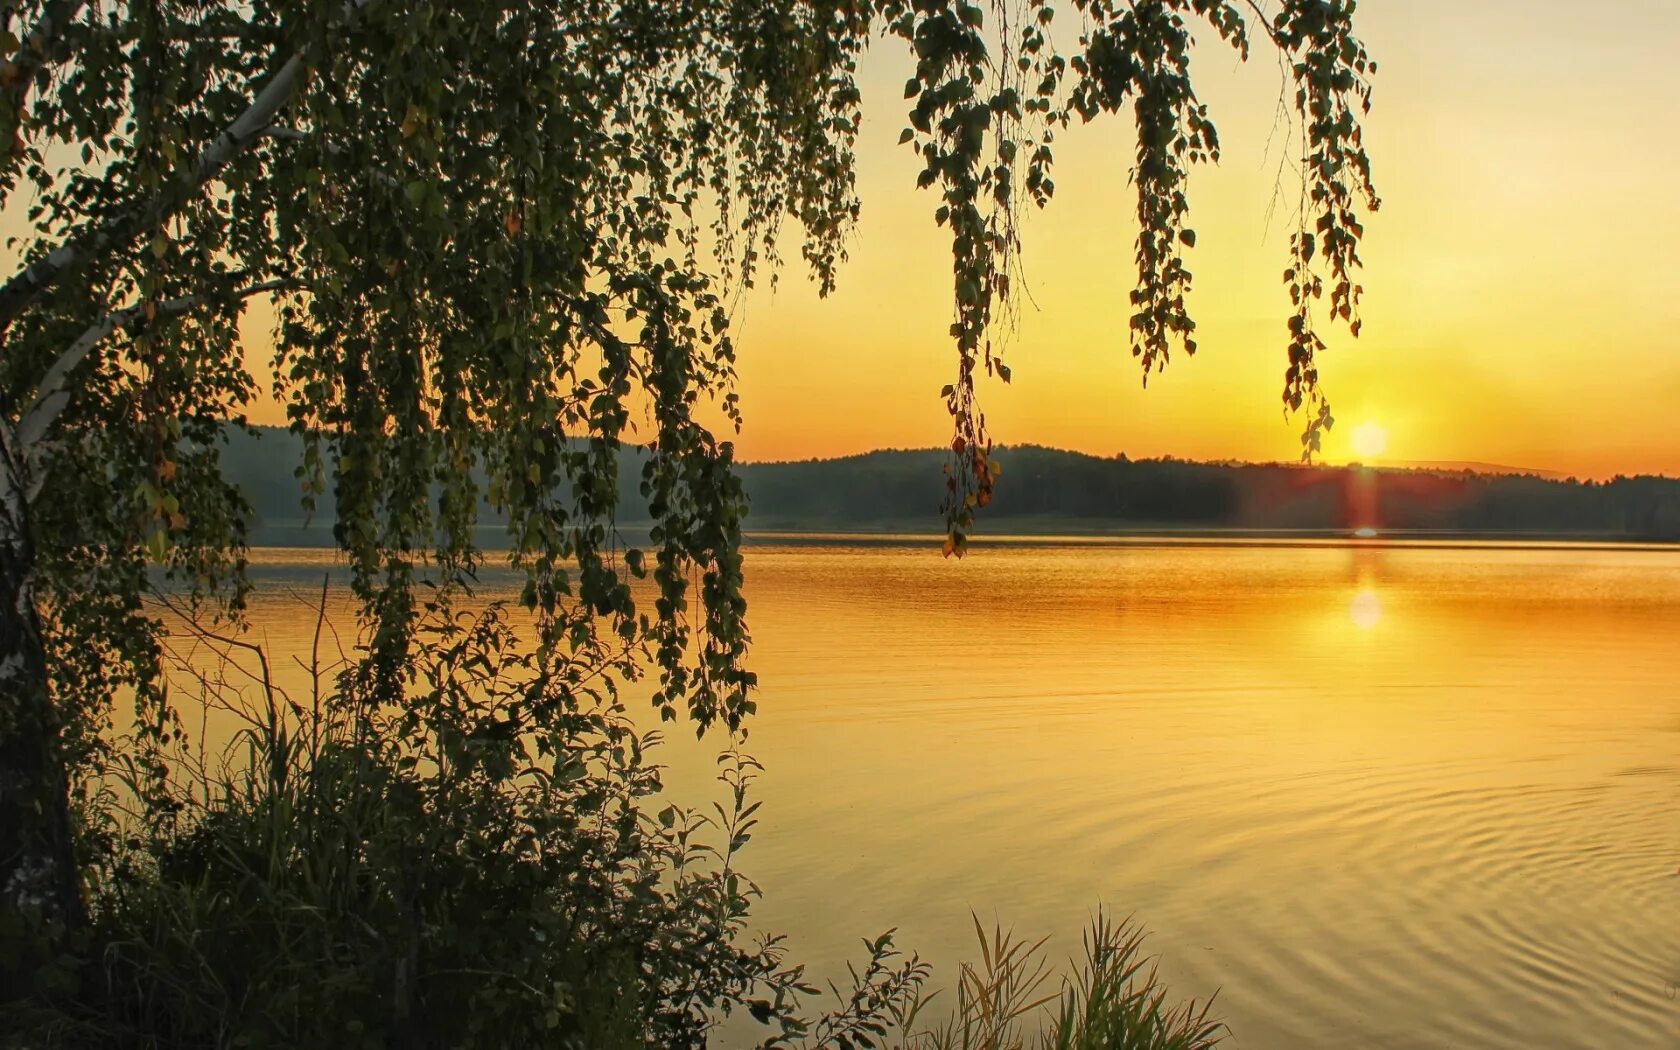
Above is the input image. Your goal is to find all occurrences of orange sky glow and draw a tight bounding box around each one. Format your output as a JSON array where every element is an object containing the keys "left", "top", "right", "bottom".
[
  {"left": 241, "top": 2, "right": 1679, "bottom": 479},
  {"left": 714, "top": 1, "right": 1680, "bottom": 478}
]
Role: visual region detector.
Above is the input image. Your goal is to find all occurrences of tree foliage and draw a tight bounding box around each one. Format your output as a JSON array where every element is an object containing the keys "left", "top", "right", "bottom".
[
  {"left": 0, "top": 0, "right": 1377, "bottom": 1029},
  {"left": 881, "top": 0, "right": 1376, "bottom": 552}
]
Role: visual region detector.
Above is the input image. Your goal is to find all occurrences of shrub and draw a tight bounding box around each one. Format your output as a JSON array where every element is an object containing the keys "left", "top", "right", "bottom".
[{"left": 6, "top": 589, "right": 1219, "bottom": 1050}]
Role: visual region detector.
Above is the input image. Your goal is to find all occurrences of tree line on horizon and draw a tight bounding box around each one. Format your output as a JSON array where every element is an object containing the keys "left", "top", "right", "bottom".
[{"left": 221, "top": 427, "right": 1680, "bottom": 543}]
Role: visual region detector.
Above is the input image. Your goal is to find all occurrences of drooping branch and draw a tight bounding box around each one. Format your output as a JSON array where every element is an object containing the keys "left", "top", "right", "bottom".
[
  {"left": 0, "top": 0, "right": 387, "bottom": 332},
  {"left": 1235, "top": 0, "right": 1289, "bottom": 51},
  {"left": 0, "top": 0, "right": 87, "bottom": 147},
  {"left": 0, "top": 44, "right": 312, "bottom": 341},
  {"left": 13, "top": 277, "right": 298, "bottom": 457},
  {"left": 1269, "top": 0, "right": 1379, "bottom": 456}
]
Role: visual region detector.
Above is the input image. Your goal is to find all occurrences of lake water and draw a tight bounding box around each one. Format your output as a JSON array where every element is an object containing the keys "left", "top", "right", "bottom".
[{"left": 223, "top": 539, "right": 1680, "bottom": 1048}]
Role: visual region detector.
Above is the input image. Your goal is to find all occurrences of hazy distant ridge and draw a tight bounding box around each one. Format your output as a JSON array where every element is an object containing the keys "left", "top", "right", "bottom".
[{"left": 218, "top": 429, "right": 1680, "bottom": 544}]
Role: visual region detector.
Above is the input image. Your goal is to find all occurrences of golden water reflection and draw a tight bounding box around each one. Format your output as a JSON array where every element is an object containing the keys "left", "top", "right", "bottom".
[
  {"left": 1348, "top": 586, "right": 1382, "bottom": 629},
  {"left": 195, "top": 540, "right": 1680, "bottom": 1050}
]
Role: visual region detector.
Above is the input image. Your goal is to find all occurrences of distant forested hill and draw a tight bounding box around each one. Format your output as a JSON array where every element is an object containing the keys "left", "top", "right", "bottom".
[{"left": 216, "top": 427, "right": 1680, "bottom": 545}]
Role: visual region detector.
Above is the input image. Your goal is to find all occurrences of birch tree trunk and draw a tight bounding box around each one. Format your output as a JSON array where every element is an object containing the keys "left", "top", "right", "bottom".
[{"left": 0, "top": 440, "right": 82, "bottom": 993}]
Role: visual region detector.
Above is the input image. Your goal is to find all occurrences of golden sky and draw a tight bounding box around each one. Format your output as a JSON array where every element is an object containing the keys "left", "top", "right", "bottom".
[
  {"left": 220, "top": 3, "right": 1678, "bottom": 478},
  {"left": 721, "top": 1, "right": 1680, "bottom": 478}
]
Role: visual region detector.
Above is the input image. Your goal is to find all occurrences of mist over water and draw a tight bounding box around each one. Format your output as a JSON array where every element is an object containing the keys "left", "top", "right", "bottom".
[{"left": 223, "top": 540, "right": 1680, "bottom": 1048}]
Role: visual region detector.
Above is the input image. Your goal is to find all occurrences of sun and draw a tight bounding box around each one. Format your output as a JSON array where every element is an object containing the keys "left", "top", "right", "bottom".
[{"left": 1350, "top": 421, "right": 1388, "bottom": 460}]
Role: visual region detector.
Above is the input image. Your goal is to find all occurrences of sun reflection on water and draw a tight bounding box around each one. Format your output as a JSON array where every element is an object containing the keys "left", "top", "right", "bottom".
[{"left": 1349, "top": 587, "right": 1382, "bottom": 629}]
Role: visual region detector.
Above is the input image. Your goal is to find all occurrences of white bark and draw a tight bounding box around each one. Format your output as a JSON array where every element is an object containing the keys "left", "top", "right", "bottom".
[
  {"left": 13, "top": 277, "right": 298, "bottom": 470},
  {"left": 0, "top": 51, "right": 306, "bottom": 328},
  {"left": 0, "top": 0, "right": 380, "bottom": 329},
  {"left": 0, "top": 0, "right": 366, "bottom": 975}
]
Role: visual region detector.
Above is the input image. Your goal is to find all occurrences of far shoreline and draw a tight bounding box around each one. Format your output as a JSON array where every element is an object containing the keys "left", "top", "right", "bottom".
[{"left": 238, "top": 526, "right": 1680, "bottom": 562}]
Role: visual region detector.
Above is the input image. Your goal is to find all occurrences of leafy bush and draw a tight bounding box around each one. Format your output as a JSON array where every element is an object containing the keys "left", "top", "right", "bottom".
[
  {"left": 6, "top": 589, "right": 1218, "bottom": 1050},
  {"left": 9, "top": 594, "right": 864, "bottom": 1048}
]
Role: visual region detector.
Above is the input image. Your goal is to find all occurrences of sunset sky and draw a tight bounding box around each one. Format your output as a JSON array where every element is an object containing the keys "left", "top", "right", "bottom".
[
  {"left": 214, "top": 3, "right": 1680, "bottom": 479},
  {"left": 718, "top": 0, "right": 1680, "bottom": 478}
]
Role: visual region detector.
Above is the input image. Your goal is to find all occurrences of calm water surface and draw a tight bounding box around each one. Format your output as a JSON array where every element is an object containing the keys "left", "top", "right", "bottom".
[{"left": 231, "top": 540, "right": 1680, "bottom": 1048}]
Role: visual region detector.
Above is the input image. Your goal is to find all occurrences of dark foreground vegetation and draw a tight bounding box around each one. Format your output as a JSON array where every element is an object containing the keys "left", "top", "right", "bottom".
[
  {"left": 2, "top": 0, "right": 1380, "bottom": 1044},
  {"left": 10, "top": 592, "right": 1224, "bottom": 1049}
]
